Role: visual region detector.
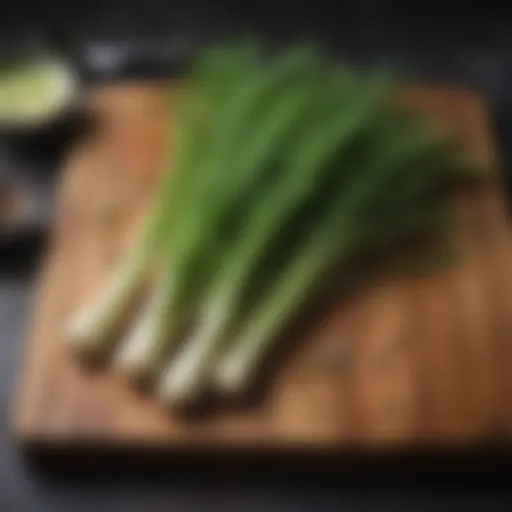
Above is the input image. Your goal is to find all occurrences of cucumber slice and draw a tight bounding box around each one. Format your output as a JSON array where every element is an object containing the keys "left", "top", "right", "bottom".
[{"left": 0, "top": 58, "right": 76, "bottom": 125}]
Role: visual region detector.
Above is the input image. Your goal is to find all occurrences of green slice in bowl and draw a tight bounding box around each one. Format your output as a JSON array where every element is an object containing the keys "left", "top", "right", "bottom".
[{"left": 0, "top": 57, "right": 78, "bottom": 129}]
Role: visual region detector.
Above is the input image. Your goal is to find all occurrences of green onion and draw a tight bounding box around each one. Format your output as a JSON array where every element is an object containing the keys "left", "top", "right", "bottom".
[{"left": 64, "top": 41, "right": 483, "bottom": 408}]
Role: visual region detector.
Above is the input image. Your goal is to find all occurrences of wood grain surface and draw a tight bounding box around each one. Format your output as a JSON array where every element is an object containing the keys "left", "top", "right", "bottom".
[{"left": 13, "top": 83, "right": 512, "bottom": 450}]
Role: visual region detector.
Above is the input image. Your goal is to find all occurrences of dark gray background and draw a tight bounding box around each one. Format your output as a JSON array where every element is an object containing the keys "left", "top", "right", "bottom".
[{"left": 1, "top": 2, "right": 512, "bottom": 510}]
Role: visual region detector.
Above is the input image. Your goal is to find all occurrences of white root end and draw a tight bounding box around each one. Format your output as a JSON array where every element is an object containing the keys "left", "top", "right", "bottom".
[
  {"left": 157, "top": 343, "right": 206, "bottom": 406},
  {"left": 214, "top": 336, "right": 261, "bottom": 395},
  {"left": 114, "top": 316, "right": 156, "bottom": 382},
  {"left": 213, "top": 355, "right": 244, "bottom": 393},
  {"left": 157, "top": 305, "right": 224, "bottom": 406},
  {"left": 65, "top": 306, "right": 105, "bottom": 355},
  {"left": 115, "top": 274, "right": 175, "bottom": 381},
  {"left": 214, "top": 348, "right": 253, "bottom": 395},
  {"left": 65, "top": 253, "right": 148, "bottom": 357},
  {"left": 65, "top": 282, "right": 125, "bottom": 356}
]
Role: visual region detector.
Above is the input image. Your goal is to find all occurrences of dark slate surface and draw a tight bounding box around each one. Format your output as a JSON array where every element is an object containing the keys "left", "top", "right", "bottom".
[{"left": 1, "top": 2, "right": 512, "bottom": 510}]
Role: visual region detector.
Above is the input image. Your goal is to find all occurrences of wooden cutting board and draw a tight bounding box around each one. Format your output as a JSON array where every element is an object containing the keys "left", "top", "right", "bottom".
[{"left": 13, "top": 83, "right": 512, "bottom": 452}]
